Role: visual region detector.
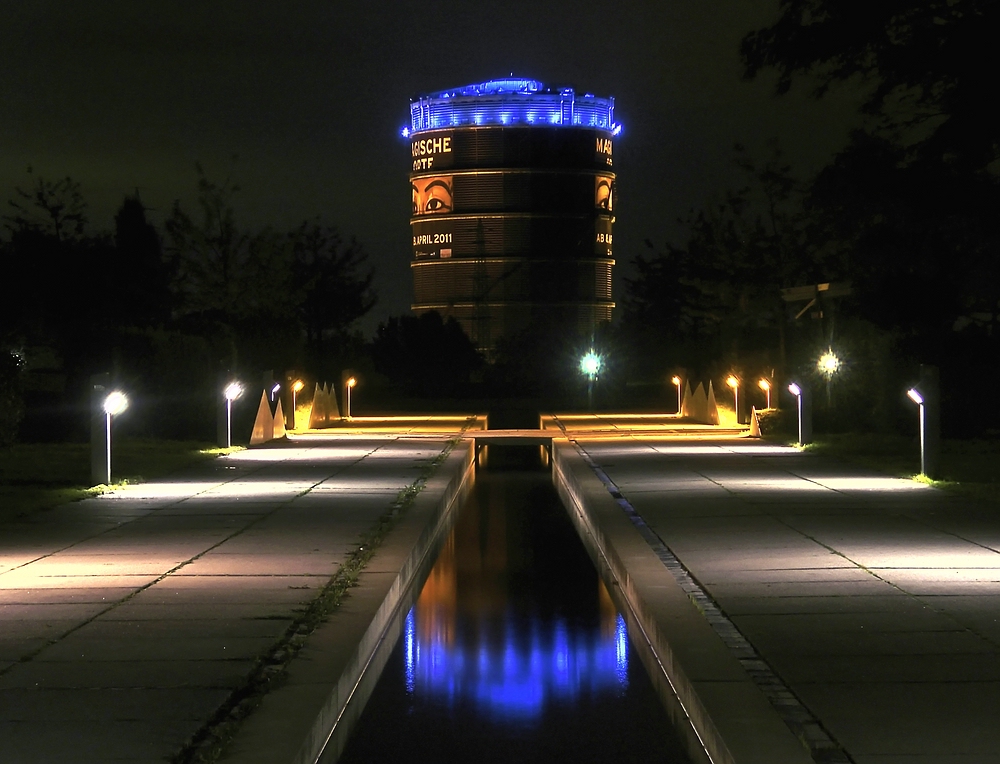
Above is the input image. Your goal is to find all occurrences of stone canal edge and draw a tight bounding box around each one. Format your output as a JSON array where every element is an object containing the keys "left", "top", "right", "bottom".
[
  {"left": 552, "top": 439, "right": 814, "bottom": 764},
  {"left": 217, "top": 441, "right": 475, "bottom": 764}
]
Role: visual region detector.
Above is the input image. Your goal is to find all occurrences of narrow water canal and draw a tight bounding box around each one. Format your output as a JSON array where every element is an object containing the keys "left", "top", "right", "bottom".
[{"left": 338, "top": 450, "right": 692, "bottom": 763}]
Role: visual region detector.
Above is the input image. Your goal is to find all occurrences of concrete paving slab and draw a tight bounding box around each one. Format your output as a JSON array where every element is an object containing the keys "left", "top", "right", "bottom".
[
  {"left": 708, "top": 579, "right": 897, "bottom": 598},
  {"left": 101, "top": 602, "right": 299, "bottom": 621},
  {"left": 797, "top": 682, "right": 1000, "bottom": 756},
  {"left": 733, "top": 609, "right": 967, "bottom": 636},
  {"left": 0, "top": 687, "right": 231, "bottom": 721},
  {"left": 878, "top": 568, "right": 1000, "bottom": 586},
  {"left": 771, "top": 652, "right": 1000, "bottom": 683},
  {"left": 0, "top": 587, "right": 139, "bottom": 605},
  {"left": 0, "top": 573, "right": 159, "bottom": 589},
  {"left": 691, "top": 566, "right": 874, "bottom": 584},
  {"left": 0, "top": 434, "right": 469, "bottom": 763},
  {"left": 743, "top": 622, "right": 993, "bottom": 657},
  {"left": 134, "top": 577, "right": 326, "bottom": 605},
  {"left": 670, "top": 551, "right": 848, "bottom": 569},
  {"left": 0, "top": 658, "right": 255, "bottom": 690},
  {"left": 0, "top": 719, "right": 194, "bottom": 762},
  {"left": 719, "top": 594, "right": 926, "bottom": 616},
  {"left": 0, "top": 602, "right": 110, "bottom": 620},
  {"left": 574, "top": 436, "right": 1000, "bottom": 762},
  {"left": 39, "top": 631, "right": 279, "bottom": 662},
  {"left": 853, "top": 757, "right": 1000, "bottom": 764},
  {"left": 0, "top": 636, "right": 54, "bottom": 661},
  {"left": 12, "top": 555, "right": 185, "bottom": 576},
  {"left": 174, "top": 553, "right": 341, "bottom": 577}
]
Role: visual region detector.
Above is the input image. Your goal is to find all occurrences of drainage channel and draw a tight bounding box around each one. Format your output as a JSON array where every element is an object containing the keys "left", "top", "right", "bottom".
[{"left": 332, "top": 446, "right": 693, "bottom": 763}]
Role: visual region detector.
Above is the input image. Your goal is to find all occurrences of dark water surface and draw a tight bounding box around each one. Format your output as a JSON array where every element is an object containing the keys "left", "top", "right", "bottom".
[{"left": 338, "top": 457, "right": 691, "bottom": 763}]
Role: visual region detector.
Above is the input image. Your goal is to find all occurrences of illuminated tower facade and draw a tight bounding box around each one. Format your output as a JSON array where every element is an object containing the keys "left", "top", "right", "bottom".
[{"left": 406, "top": 79, "right": 619, "bottom": 354}]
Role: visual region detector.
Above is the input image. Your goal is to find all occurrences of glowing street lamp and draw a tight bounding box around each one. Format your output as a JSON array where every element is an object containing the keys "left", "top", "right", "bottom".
[
  {"left": 787, "top": 382, "right": 812, "bottom": 446},
  {"left": 223, "top": 382, "right": 243, "bottom": 448},
  {"left": 817, "top": 349, "right": 840, "bottom": 406},
  {"left": 102, "top": 391, "right": 128, "bottom": 484},
  {"left": 579, "top": 351, "right": 603, "bottom": 410},
  {"left": 291, "top": 379, "right": 305, "bottom": 429},
  {"left": 758, "top": 378, "right": 771, "bottom": 410},
  {"left": 817, "top": 351, "right": 840, "bottom": 375},
  {"left": 270, "top": 382, "right": 281, "bottom": 402},
  {"left": 345, "top": 377, "right": 357, "bottom": 419},
  {"left": 726, "top": 375, "right": 740, "bottom": 424},
  {"left": 671, "top": 375, "right": 682, "bottom": 415}
]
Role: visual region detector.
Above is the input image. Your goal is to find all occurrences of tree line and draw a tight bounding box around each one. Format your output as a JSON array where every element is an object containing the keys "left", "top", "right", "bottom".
[
  {"left": 4, "top": 1, "right": 996, "bottom": 441},
  {"left": 0, "top": 166, "right": 377, "bottom": 443},
  {"left": 616, "top": 0, "right": 1000, "bottom": 435}
]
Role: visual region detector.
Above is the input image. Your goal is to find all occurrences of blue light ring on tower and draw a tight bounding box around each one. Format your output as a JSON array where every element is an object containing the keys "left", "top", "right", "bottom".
[{"left": 409, "top": 82, "right": 616, "bottom": 135}]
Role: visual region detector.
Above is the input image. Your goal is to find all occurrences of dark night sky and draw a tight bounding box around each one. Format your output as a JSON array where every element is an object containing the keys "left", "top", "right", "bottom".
[{"left": 1, "top": 1, "right": 865, "bottom": 334}]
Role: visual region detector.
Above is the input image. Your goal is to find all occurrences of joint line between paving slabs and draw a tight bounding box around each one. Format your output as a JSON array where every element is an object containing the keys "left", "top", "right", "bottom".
[{"left": 574, "top": 442, "right": 854, "bottom": 764}]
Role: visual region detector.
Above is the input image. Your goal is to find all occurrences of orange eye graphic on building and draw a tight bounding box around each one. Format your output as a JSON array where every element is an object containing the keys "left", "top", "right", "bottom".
[
  {"left": 412, "top": 176, "right": 454, "bottom": 215},
  {"left": 596, "top": 176, "right": 613, "bottom": 212}
]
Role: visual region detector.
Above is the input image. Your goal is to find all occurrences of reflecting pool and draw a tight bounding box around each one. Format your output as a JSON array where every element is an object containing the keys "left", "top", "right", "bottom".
[{"left": 338, "top": 459, "right": 690, "bottom": 763}]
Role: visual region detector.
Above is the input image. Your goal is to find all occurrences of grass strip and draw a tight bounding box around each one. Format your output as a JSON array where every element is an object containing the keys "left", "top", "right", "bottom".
[
  {"left": 773, "top": 432, "right": 1000, "bottom": 506},
  {"left": 0, "top": 439, "right": 241, "bottom": 519}
]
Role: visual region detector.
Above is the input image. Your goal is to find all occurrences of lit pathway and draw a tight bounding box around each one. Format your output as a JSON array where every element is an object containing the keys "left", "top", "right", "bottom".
[
  {"left": 0, "top": 437, "right": 456, "bottom": 763},
  {"left": 577, "top": 438, "right": 1000, "bottom": 763}
]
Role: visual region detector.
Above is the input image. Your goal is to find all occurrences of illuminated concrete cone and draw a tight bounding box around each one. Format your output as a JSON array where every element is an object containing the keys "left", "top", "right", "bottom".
[
  {"left": 705, "top": 381, "right": 720, "bottom": 425},
  {"left": 250, "top": 391, "right": 274, "bottom": 445},
  {"left": 749, "top": 407, "right": 762, "bottom": 438},
  {"left": 681, "top": 381, "right": 694, "bottom": 418}
]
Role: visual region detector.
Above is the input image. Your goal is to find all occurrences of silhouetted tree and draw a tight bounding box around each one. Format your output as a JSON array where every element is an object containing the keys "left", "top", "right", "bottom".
[
  {"left": 742, "top": 0, "right": 999, "bottom": 176},
  {"left": 742, "top": 1, "right": 1000, "bottom": 433},
  {"left": 621, "top": 146, "right": 813, "bottom": 380},
  {"left": 290, "top": 220, "right": 376, "bottom": 374},
  {"left": 4, "top": 172, "right": 87, "bottom": 243},
  {"left": 112, "top": 193, "right": 171, "bottom": 328},
  {"left": 371, "top": 312, "right": 483, "bottom": 398}
]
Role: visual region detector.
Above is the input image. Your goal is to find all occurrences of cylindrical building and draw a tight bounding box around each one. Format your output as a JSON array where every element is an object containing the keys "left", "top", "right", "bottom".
[{"left": 406, "top": 79, "right": 619, "bottom": 354}]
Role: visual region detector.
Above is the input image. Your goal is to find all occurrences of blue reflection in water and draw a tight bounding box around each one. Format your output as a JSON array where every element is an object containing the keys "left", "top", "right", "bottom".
[{"left": 403, "top": 608, "right": 628, "bottom": 721}]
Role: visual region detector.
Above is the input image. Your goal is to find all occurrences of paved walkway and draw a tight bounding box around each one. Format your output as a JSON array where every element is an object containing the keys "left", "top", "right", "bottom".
[
  {"left": 578, "top": 437, "right": 1000, "bottom": 763},
  {"left": 0, "top": 437, "right": 455, "bottom": 763}
]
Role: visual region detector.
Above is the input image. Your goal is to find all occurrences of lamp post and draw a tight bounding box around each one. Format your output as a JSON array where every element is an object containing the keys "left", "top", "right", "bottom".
[
  {"left": 788, "top": 382, "right": 812, "bottom": 446},
  {"left": 345, "top": 377, "right": 357, "bottom": 419},
  {"left": 906, "top": 387, "right": 928, "bottom": 476},
  {"left": 726, "top": 375, "right": 740, "bottom": 424},
  {"left": 223, "top": 382, "right": 243, "bottom": 448},
  {"left": 291, "top": 379, "right": 304, "bottom": 429},
  {"left": 102, "top": 391, "right": 128, "bottom": 484},
  {"left": 579, "top": 351, "right": 603, "bottom": 410},
  {"left": 907, "top": 374, "right": 941, "bottom": 480},
  {"left": 671, "top": 375, "right": 682, "bottom": 415},
  {"left": 758, "top": 378, "right": 771, "bottom": 410},
  {"left": 270, "top": 382, "right": 280, "bottom": 402}
]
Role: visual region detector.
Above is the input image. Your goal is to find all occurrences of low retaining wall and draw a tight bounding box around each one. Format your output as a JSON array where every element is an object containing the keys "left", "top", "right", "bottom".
[
  {"left": 227, "top": 441, "right": 476, "bottom": 764},
  {"left": 552, "top": 440, "right": 812, "bottom": 764}
]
